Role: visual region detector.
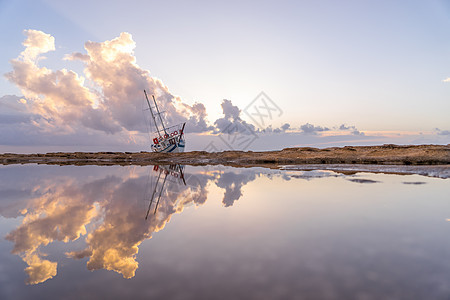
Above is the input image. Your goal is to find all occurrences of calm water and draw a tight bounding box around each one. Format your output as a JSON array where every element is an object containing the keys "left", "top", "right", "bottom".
[{"left": 0, "top": 164, "right": 449, "bottom": 299}]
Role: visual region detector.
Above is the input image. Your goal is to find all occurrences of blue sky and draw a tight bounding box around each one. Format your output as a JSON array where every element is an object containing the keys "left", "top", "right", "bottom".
[{"left": 1, "top": 0, "right": 450, "bottom": 152}]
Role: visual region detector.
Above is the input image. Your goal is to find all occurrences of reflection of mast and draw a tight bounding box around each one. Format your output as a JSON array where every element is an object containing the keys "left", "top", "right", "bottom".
[
  {"left": 154, "top": 171, "right": 168, "bottom": 215},
  {"left": 178, "top": 164, "right": 186, "bottom": 186},
  {"left": 146, "top": 170, "right": 162, "bottom": 220},
  {"left": 145, "top": 165, "right": 186, "bottom": 220}
]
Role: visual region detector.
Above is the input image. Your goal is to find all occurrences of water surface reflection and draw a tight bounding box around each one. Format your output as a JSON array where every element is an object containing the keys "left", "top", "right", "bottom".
[
  {"left": 0, "top": 165, "right": 449, "bottom": 299},
  {"left": 1, "top": 164, "right": 262, "bottom": 284}
]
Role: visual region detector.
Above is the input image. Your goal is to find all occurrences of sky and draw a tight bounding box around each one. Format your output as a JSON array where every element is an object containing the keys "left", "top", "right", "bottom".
[{"left": 0, "top": 0, "right": 449, "bottom": 152}]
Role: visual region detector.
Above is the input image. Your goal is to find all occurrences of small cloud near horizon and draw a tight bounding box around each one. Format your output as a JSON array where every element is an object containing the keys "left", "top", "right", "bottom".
[
  {"left": 299, "top": 123, "right": 330, "bottom": 135},
  {"left": 435, "top": 128, "right": 450, "bottom": 135},
  {"left": 338, "top": 124, "right": 365, "bottom": 136}
]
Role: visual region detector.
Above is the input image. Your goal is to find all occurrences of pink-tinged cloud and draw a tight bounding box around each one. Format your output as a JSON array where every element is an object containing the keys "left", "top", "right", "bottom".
[
  {"left": 5, "top": 30, "right": 211, "bottom": 138},
  {"left": 20, "top": 29, "right": 55, "bottom": 62}
]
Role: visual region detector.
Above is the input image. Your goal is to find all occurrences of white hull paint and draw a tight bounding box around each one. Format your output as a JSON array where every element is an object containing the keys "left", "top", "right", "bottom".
[{"left": 158, "top": 142, "right": 185, "bottom": 153}]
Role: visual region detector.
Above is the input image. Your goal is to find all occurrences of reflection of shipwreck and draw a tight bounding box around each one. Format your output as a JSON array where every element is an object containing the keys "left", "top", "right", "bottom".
[{"left": 145, "top": 165, "right": 186, "bottom": 219}]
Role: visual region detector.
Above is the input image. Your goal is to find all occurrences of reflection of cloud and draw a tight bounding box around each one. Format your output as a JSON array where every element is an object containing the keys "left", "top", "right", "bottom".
[
  {"left": 69, "top": 177, "right": 153, "bottom": 278},
  {"left": 216, "top": 171, "right": 257, "bottom": 207},
  {"left": 5, "top": 176, "right": 105, "bottom": 284},
  {"left": 7, "top": 201, "right": 97, "bottom": 253},
  {"left": 23, "top": 253, "right": 57, "bottom": 285},
  {"left": 290, "top": 170, "right": 342, "bottom": 181},
  {"left": 347, "top": 178, "right": 379, "bottom": 184},
  {"left": 64, "top": 168, "right": 210, "bottom": 279},
  {"left": 3, "top": 173, "right": 123, "bottom": 282},
  {"left": 2, "top": 166, "right": 259, "bottom": 283}
]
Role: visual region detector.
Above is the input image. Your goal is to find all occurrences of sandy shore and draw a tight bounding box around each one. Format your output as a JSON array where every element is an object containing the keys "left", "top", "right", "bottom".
[{"left": 1, "top": 144, "right": 449, "bottom": 167}]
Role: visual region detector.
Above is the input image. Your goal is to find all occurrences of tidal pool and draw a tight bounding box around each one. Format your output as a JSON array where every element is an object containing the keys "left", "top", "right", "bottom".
[{"left": 0, "top": 164, "right": 449, "bottom": 299}]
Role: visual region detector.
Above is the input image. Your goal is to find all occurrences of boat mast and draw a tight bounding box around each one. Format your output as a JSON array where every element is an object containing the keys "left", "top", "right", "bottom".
[
  {"left": 144, "top": 90, "right": 162, "bottom": 138},
  {"left": 178, "top": 122, "right": 186, "bottom": 143},
  {"left": 152, "top": 94, "right": 168, "bottom": 136}
]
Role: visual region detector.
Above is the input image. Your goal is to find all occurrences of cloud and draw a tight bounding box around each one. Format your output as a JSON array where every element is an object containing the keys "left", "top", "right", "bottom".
[
  {"left": 6, "top": 31, "right": 120, "bottom": 134},
  {"left": 257, "top": 123, "right": 291, "bottom": 134},
  {"left": 68, "top": 32, "right": 211, "bottom": 134},
  {"left": 186, "top": 102, "right": 214, "bottom": 133},
  {"left": 20, "top": 29, "right": 55, "bottom": 62},
  {"left": 280, "top": 123, "right": 290, "bottom": 131},
  {"left": 0, "top": 95, "right": 142, "bottom": 150},
  {"left": 0, "top": 95, "right": 38, "bottom": 124},
  {"left": 64, "top": 52, "right": 89, "bottom": 62},
  {"left": 213, "top": 99, "right": 257, "bottom": 135},
  {"left": 221, "top": 99, "right": 241, "bottom": 120},
  {"left": 0, "top": 96, "right": 133, "bottom": 148},
  {"left": 338, "top": 124, "right": 365, "bottom": 136},
  {"left": 435, "top": 128, "right": 450, "bottom": 135},
  {"left": 213, "top": 101, "right": 290, "bottom": 136},
  {"left": 0, "top": 95, "right": 27, "bottom": 111},
  {"left": 4, "top": 30, "right": 212, "bottom": 148},
  {"left": 299, "top": 123, "right": 330, "bottom": 135},
  {"left": 0, "top": 114, "right": 33, "bottom": 124}
]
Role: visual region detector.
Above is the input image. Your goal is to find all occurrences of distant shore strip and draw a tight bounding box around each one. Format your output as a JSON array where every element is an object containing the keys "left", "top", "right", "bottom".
[{"left": 1, "top": 144, "right": 449, "bottom": 167}]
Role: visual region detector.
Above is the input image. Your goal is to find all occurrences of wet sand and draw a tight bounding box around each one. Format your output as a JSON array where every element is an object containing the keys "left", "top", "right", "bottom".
[{"left": 1, "top": 144, "right": 449, "bottom": 167}]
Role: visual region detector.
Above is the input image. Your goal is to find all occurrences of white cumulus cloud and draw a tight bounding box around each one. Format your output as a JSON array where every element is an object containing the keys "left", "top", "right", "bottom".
[{"left": 5, "top": 30, "right": 212, "bottom": 144}]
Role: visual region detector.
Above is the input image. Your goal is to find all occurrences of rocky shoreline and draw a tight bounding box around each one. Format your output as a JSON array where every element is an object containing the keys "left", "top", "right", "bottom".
[{"left": 1, "top": 144, "right": 449, "bottom": 167}]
